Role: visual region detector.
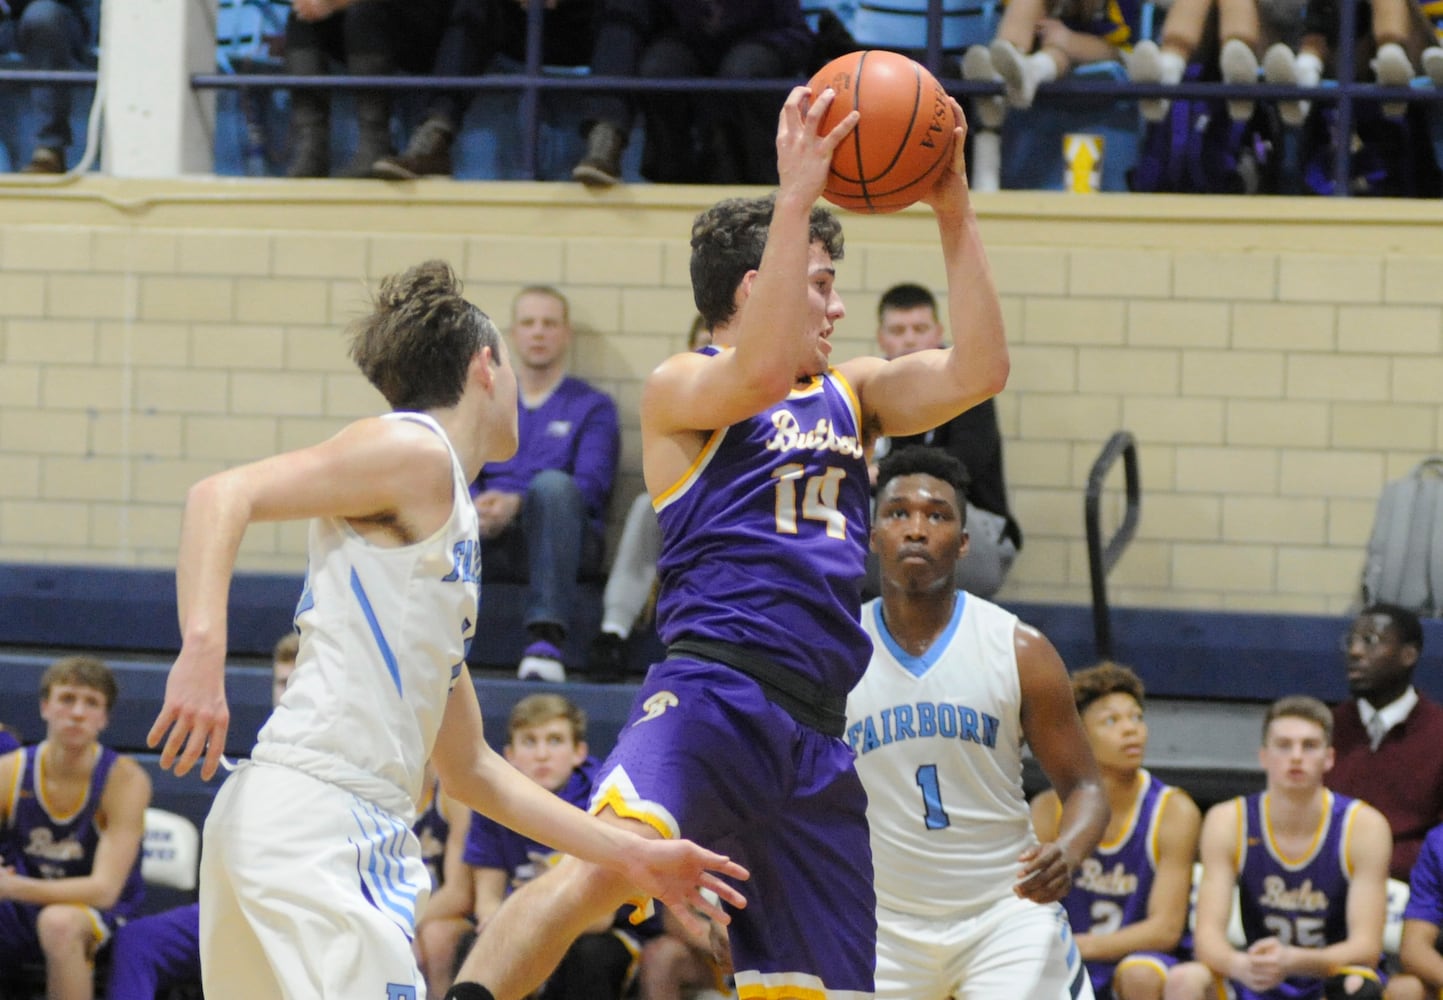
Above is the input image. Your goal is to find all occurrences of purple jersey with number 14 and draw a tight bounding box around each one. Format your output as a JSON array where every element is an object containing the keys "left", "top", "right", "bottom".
[{"left": 653, "top": 351, "right": 872, "bottom": 696}]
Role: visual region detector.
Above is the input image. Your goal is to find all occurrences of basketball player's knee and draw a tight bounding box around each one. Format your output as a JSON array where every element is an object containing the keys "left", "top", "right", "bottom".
[
  {"left": 1324, "top": 973, "right": 1384, "bottom": 1000},
  {"left": 34, "top": 903, "right": 93, "bottom": 956},
  {"left": 1112, "top": 961, "right": 1165, "bottom": 1000}
]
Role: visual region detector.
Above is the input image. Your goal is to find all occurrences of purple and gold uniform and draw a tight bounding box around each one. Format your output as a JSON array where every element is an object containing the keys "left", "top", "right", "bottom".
[
  {"left": 596, "top": 355, "right": 876, "bottom": 999},
  {"left": 1062, "top": 0, "right": 1144, "bottom": 50},
  {"left": 1225, "top": 790, "right": 1381, "bottom": 1000},
  {"left": 414, "top": 778, "right": 451, "bottom": 890},
  {"left": 0, "top": 743, "right": 145, "bottom": 965},
  {"left": 1063, "top": 769, "right": 1187, "bottom": 994}
]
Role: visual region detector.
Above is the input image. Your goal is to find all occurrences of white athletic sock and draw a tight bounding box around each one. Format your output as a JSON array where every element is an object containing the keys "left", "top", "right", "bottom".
[
  {"left": 1160, "top": 50, "right": 1186, "bottom": 84},
  {"left": 971, "top": 130, "right": 1002, "bottom": 193}
]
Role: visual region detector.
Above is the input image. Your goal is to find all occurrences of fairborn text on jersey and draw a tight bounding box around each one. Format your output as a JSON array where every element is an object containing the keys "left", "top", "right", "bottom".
[{"left": 847, "top": 701, "right": 1002, "bottom": 754}]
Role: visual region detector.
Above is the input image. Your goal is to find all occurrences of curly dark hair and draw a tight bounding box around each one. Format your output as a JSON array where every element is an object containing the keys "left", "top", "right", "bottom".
[
  {"left": 875, "top": 446, "right": 971, "bottom": 515},
  {"left": 689, "top": 194, "right": 845, "bottom": 331},
  {"left": 348, "top": 259, "right": 501, "bottom": 412},
  {"left": 1071, "top": 661, "right": 1145, "bottom": 715}
]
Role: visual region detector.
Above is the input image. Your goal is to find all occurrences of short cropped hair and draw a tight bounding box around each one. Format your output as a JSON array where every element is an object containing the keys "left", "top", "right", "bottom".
[
  {"left": 1360, "top": 602, "right": 1424, "bottom": 653},
  {"left": 512, "top": 285, "right": 570, "bottom": 324},
  {"left": 1071, "top": 661, "right": 1145, "bottom": 715},
  {"left": 689, "top": 194, "right": 845, "bottom": 331},
  {"left": 273, "top": 632, "right": 299, "bottom": 665},
  {"left": 1263, "top": 694, "right": 1333, "bottom": 745},
  {"left": 40, "top": 655, "right": 118, "bottom": 711},
  {"left": 508, "top": 693, "right": 587, "bottom": 745},
  {"left": 348, "top": 259, "right": 502, "bottom": 412},
  {"left": 875, "top": 446, "right": 971, "bottom": 514},
  {"left": 877, "top": 283, "right": 938, "bottom": 321}
]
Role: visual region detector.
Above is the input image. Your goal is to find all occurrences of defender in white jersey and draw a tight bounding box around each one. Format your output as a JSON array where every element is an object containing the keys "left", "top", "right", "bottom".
[
  {"left": 846, "top": 446, "right": 1109, "bottom": 1000},
  {"left": 148, "top": 260, "right": 746, "bottom": 1000}
]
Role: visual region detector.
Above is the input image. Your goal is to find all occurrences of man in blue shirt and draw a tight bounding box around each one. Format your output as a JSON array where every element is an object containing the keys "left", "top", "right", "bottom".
[{"left": 474, "top": 286, "right": 620, "bottom": 682}]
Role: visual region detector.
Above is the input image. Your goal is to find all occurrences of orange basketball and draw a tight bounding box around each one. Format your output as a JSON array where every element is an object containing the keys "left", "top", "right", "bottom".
[{"left": 807, "top": 50, "right": 959, "bottom": 214}]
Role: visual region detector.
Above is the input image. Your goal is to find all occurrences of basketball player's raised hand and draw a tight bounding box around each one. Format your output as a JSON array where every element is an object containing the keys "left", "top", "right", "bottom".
[
  {"left": 1013, "top": 840, "right": 1076, "bottom": 904},
  {"left": 624, "top": 837, "right": 749, "bottom": 939},
  {"left": 921, "top": 96, "right": 972, "bottom": 214},
  {"left": 149, "top": 644, "right": 231, "bottom": 781},
  {"left": 776, "top": 84, "right": 857, "bottom": 205}
]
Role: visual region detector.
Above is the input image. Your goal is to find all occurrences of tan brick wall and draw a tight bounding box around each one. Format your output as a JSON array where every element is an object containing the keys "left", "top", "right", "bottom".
[{"left": 2, "top": 180, "right": 1441, "bottom": 613}]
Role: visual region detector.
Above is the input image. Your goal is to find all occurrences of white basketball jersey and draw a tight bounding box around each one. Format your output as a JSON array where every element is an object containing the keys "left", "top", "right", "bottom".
[
  {"left": 847, "top": 592, "right": 1032, "bottom": 917},
  {"left": 254, "top": 412, "right": 480, "bottom": 821}
]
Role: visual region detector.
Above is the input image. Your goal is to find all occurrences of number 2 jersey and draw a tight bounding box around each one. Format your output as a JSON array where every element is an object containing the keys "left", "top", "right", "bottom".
[
  {"left": 1063, "top": 769, "right": 1185, "bottom": 991},
  {"left": 847, "top": 591, "right": 1029, "bottom": 916},
  {"left": 653, "top": 357, "right": 872, "bottom": 698}
]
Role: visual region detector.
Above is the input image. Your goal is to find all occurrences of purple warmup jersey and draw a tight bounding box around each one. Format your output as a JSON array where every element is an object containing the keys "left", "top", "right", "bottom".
[
  {"left": 466, "top": 758, "right": 659, "bottom": 937},
  {"left": 1235, "top": 790, "right": 1366, "bottom": 999},
  {"left": 4, "top": 744, "right": 145, "bottom": 918},
  {"left": 413, "top": 780, "right": 450, "bottom": 890},
  {"left": 653, "top": 353, "right": 872, "bottom": 696},
  {"left": 1064, "top": 770, "right": 1181, "bottom": 992},
  {"left": 1403, "top": 823, "right": 1443, "bottom": 925}
]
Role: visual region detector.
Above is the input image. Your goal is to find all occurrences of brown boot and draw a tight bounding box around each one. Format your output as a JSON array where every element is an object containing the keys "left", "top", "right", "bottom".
[
  {"left": 372, "top": 114, "right": 455, "bottom": 180},
  {"left": 22, "top": 147, "right": 65, "bottom": 174},
  {"left": 571, "top": 121, "right": 626, "bottom": 187},
  {"left": 284, "top": 47, "right": 331, "bottom": 178},
  {"left": 340, "top": 53, "right": 395, "bottom": 178}
]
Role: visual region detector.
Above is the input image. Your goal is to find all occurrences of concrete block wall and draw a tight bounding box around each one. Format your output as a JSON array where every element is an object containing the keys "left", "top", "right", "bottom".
[{"left": 0, "top": 180, "right": 1440, "bottom": 614}]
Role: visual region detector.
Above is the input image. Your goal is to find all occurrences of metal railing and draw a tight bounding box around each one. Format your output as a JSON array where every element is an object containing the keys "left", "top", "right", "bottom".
[
  {"left": 0, "top": 0, "right": 1413, "bottom": 193},
  {"left": 1084, "top": 431, "right": 1141, "bottom": 661}
]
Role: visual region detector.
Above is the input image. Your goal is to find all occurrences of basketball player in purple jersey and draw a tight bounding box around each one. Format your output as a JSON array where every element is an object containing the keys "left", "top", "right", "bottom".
[
  {"left": 1166, "top": 696, "right": 1395, "bottom": 1000},
  {"left": 1034, "top": 663, "right": 1200, "bottom": 1000},
  {"left": 445, "top": 79, "right": 1006, "bottom": 1000},
  {"left": 0, "top": 656, "right": 150, "bottom": 1000}
]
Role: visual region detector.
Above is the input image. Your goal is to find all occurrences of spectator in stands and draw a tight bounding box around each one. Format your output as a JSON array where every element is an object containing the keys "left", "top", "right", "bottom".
[
  {"left": 1393, "top": 821, "right": 1443, "bottom": 1000},
  {"left": 283, "top": 0, "right": 451, "bottom": 177},
  {"left": 413, "top": 693, "right": 658, "bottom": 998},
  {"left": 1166, "top": 695, "right": 1392, "bottom": 1000},
  {"left": 0, "top": 0, "right": 92, "bottom": 173},
  {"left": 475, "top": 285, "right": 620, "bottom": 683},
  {"left": 960, "top": 0, "right": 1142, "bottom": 114},
  {"left": 586, "top": 315, "right": 711, "bottom": 682},
  {"left": 637, "top": 900, "right": 733, "bottom": 1000},
  {"left": 570, "top": 0, "right": 816, "bottom": 187},
  {"left": 1034, "top": 661, "right": 1201, "bottom": 1000},
  {"left": 861, "top": 282, "right": 1021, "bottom": 600},
  {"left": 372, "top": 0, "right": 596, "bottom": 180},
  {"left": 1260, "top": 0, "right": 1443, "bottom": 125},
  {"left": 0, "top": 655, "right": 151, "bottom": 1000},
  {"left": 271, "top": 630, "right": 298, "bottom": 706},
  {"left": 1326, "top": 602, "right": 1442, "bottom": 882}
]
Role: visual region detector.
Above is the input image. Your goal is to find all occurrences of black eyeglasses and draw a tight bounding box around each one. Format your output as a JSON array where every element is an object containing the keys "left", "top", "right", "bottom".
[{"left": 1339, "top": 632, "right": 1388, "bottom": 653}]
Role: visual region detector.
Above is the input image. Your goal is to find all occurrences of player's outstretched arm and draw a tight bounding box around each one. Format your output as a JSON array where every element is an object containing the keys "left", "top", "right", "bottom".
[
  {"left": 149, "top": 417, "right": 454, "bottom": 779},
  {"left": 643, "top": 87, "right": 857, "bottom": 439},
  {"left": 842, "top": 96, "right": 1006, "bottom": 448},
  {"left": 432, "top": 666, "right": 748, "bottom": 937},
  {"left": 1281, "top": 802, "right": 1389, "bottom": 980},
  {"left": 1014, "top": 623, "right": 1108, "bottom": 903}
]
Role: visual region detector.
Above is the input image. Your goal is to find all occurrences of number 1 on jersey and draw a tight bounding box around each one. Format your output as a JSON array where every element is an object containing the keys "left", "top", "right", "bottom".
[
  {"left": 915, "top": 763, "right": 951, "bottom": 830},
  {"left": 772, "top": 463, "right": 847, "bottom": 539}
]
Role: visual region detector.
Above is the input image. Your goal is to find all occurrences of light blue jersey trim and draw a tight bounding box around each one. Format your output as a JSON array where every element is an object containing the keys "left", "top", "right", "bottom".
[
  {"left": 350, "top": 568, "right": 402, "bottom": 696},
  {"left": 873, "top": 592, "right": 968, "bottom": 678},
  {"left": 350, "top": 799, "right": 423, "bottom": 935}
]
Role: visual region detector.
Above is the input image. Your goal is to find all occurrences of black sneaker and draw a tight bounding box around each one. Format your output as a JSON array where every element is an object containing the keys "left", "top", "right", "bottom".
[
  {"left": 586, "top": 631, "right": 627, "bottom": 683},
  {"left": 572, "top": 122, "right": 626, "bottom": 187}
]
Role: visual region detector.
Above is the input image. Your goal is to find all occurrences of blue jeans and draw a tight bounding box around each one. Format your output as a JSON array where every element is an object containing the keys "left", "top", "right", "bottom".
[
  {"left": 482, "top": 469, "right": 605, "bottom": 637},
  {"left": 13, "top": 0, "right": 87, "bottom": 150}
]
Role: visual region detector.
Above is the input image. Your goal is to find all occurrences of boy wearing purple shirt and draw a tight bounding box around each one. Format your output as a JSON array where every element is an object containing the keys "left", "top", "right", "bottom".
[{"left": 473, "top": 286, "right": 620, "bottom": 683}]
